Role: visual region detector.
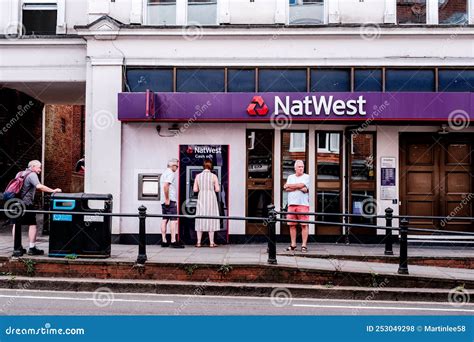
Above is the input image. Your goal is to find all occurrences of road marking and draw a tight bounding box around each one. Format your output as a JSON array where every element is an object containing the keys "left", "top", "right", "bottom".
[
  {"left": 293, "top": 304, "right": 474, "bottom": 313},
  {"left": 0, "top": 289, "right": 472, "bottom": 307},
  {"left": 0, "top": 295, "right": 173, "bottom": 304}
]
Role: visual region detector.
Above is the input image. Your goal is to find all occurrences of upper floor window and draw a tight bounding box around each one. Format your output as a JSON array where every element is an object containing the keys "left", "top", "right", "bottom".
[
  {"left": 258, "top": 69, "right": 307, "bottom": 92},
  {"left": 397, "top": 0, "right": 427, "bottom": 24},
  {"left": 176, "top": 69, "right": 225, "bottom": 92},
  {"left": 188, "top": 0, "right": 217, "bottom": 25},
  {"left": 22, "top": 1, "right": 57, "bottom": 35},
  {"left": 289, "top": 0, "right": 325, "bottom": 25},
  {"left": 439, "top": 0, "right": 468, "bottom": 24},
  {"left": 126, "top": 69, "right": 174, "bottom": 92},
  {"left": 385, "top": 69, "right": 435, "bottom": 92},
  {"left": 354, "top": 69, "right": 383, "bottom": 92},
  {"left": 438, "top": 69, "right": 474, "bottom": 91},
  {"left": 311, "top": 69, "right": 351, "bottom": 92},
  {"left": 147, "top": 0, "right": 177, "bottom": 26}
]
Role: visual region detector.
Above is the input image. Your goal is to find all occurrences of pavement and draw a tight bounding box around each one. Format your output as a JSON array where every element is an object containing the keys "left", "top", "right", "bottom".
[{"left": 1, "top": 230, "right": 474, "bottom": 282}]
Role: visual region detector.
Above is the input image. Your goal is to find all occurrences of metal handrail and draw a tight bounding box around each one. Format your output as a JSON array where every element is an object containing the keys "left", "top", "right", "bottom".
[
  {"left": 3, "top": 203, "right": 474, "bottom": 275},
  {"left": 278, "top": 217, "right": 474, "bottom": 236},
  {"left": 277, "top": 210, "right": 474, "bottom": 221}
]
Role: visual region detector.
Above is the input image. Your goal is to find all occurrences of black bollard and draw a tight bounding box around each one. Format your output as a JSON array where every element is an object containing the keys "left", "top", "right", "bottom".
[
  {"left": 398, "top": 217, "right": 409, "bottom": 274},
  {"left": 136, "top": 205, "right": 147, "bottom": 264},
  {"left": 267, "top": 204, "right": 277, "bottom": 265},
  {"left": 384, "top": 207, "right": 394, "bottom": 256}
]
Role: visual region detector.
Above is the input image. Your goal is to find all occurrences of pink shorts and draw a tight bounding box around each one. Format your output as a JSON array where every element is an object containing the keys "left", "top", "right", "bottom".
[{"left": 287, "top": 205, "right": 309, "bottom": 225}]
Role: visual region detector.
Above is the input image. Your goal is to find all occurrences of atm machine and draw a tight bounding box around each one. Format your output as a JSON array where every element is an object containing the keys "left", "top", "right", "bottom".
[{"left": 179, "top": 145, "right": 229, "bottom": 244}]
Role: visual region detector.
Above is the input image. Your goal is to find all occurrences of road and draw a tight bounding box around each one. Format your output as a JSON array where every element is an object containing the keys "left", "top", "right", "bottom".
[{"left": 0, "top": 289, "right": 472, "bottom": 315}]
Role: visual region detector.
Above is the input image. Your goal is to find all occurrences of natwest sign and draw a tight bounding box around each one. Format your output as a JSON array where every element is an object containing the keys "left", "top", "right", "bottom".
[
  {"left": 274, "top": 95, "right": 366, "bottom": 116},
  {"left": 118, "top": 92, "right": 474, "bottom": 122}
]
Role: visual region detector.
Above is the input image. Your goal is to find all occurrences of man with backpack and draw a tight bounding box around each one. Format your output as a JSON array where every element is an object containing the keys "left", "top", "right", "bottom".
[{"left": 7, "top": 160, "right": 62, "bottom": 255}]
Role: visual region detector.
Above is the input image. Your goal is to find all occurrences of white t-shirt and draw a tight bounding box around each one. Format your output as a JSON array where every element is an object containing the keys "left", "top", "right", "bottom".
[
  {"left": 286, "top": 173, "right": 310, "bottom": 206},
  {"left": 160, "top": 168, "right": 177, "bottom": 202}
]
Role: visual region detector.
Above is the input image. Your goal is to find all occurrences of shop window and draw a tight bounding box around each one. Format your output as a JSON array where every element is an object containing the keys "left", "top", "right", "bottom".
[
  {"left": 397, "top": 0, "right": 427, "bottom": 24},
  {"left": 188, "top": 0, "right": 217, "bottom": 25},
  {"left": 385, "top": 69, "right": 435, "bottom": 92},
  {"left": 439, "top": 69, "right": 474, "bottom": 92},
  {"left": 310, "top": 69, "right": 351, "bottom": 92},
  {"left": 439, "top": 0, "right": 468, "bottom": 25},
  {"left": 228, "top": 69, "right": 256, "bottom": 92},
  {"left": 22, "top": 2, "right": 57, "bottom": 35},
  {"left": 289, "top": 133, "right": 307, "bottom": 152},
  {"left": 317, "top": 191, "right": 341, "bottom": 223},
  {"left": 289, "top": 0, "right": 325, "bottom": 25},
  {"left": 258, "top": 69, "right": 307, "bottom": 92},
  {"left": 351, "top": 190, "right": 376, "bottom": 225},
  {"left": 317, "top": 132, "right": 341, "bottom": 180},
  {"left": 147, "top": 0, "right": 177, "bottom": 26},
  {"left": 315, "top": 131, "right": 342, "bottom": 235},
  {"left": 354, "top": 69, "right": 383, "bottom": 92},
  {"left": 281, "top": 131, "right": 308, "bottom": 209},
  {"left": 351, "top": 133, "right": 374, "bottom": 181},
  {"left": 246, "top": 130, "right": 274, "bottom": 235},
  {"left": 126, "top": 69, "right": 174, "bottom": 92},
  {"left": 177, "top": 69, "right": 225, "bottom": 92}
]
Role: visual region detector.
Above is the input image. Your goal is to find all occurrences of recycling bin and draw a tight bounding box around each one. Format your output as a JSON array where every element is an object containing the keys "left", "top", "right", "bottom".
[{"left": 49, "top": 193, "right": 113, "bottom": 258}]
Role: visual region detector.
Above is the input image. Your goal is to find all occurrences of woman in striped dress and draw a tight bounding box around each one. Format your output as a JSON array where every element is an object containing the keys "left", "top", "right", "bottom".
[{"left": 193, "top": 159, "right": 221, "bottom": 247}]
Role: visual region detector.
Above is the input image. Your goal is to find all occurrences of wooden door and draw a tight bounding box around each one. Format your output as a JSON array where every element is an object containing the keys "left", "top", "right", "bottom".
[
  {"left": 440, "top": 136, "right": 473, "bottom": 232},
  {"left": 400, "top": 133, "right": 473, "bottom": 232}
]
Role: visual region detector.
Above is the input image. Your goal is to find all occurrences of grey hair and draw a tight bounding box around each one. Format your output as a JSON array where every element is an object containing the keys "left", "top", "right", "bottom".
[
  {"left": 28, "top": 160, "right": 41, "bottom": 169},
  {"left": 294, "top": 160, "right": 304, "bottom": 167},
  {"left": 167, "top": 158, "right": 179, "bottom": 167}
]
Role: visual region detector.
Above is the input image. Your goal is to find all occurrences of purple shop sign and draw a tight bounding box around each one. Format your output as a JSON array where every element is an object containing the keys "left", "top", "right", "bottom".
[{"left": 117, "top": 92, "right": 474, "bottom": 122}]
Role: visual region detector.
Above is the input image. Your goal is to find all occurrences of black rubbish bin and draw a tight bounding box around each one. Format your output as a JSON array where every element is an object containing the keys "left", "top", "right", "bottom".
[{"left": 49, "top": 193, "right": 113, "bottom": 258}]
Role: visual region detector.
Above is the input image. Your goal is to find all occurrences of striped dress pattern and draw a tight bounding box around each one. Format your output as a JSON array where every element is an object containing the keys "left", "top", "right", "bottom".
[{"left": 195, "top": 170, "right": 220, "bottom": 232}]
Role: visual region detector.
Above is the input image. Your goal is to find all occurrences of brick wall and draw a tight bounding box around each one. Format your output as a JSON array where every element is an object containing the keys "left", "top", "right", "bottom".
[{"left": 44, "top": 105, "right": 84, "bottom": 193}]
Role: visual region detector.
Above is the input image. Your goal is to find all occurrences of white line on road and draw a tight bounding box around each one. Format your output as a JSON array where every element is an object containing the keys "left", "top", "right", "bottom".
[
  {"left": 1, "top": 288, "right": 472, "bottom": 307},
  {"left": 0, "top": 295, "right": 173, "bottom": 304},
  {"left": 293, "top": 304, "right": 474, "bottom": 313}
]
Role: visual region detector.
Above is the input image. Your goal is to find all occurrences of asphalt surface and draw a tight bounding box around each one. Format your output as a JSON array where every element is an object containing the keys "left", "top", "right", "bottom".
[{"left": 0, "top": 289, "right": 473, "bottom": 316}]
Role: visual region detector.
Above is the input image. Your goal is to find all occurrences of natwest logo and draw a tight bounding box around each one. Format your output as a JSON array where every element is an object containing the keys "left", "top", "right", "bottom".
[
  {"left": 247, "top": 96, "right": 269, "bottom": 116},
  {"left": 274, "top": 95, "right": 367, "bottom": 116}
]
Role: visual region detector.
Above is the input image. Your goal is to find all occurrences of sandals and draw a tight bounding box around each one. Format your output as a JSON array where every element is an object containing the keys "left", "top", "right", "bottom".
[
  {"left": 209, "top": 243, "right": 218, "bottom": 248},
  {"left": 301, "top": 246, "right": 308, "bottom": 253},
  {"left": 286, "top": 245, "right": 297, "bottom": 251},
  {"left": 195, "top": 243, "right": 201, "bottom": 248}
]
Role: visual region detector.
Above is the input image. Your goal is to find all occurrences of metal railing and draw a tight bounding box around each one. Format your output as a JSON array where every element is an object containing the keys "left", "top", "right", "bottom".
[{"left": 2, "top": 203, "right": 474, "bottom": 276}]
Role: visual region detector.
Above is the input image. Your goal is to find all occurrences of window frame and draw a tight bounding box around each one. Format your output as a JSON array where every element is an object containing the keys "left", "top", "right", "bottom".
[
  {"left": 288, "top": 0, "right": 328, "bottom": 25},
  {"left": 21, "top": 0, "right": 64, "bottom": 35}
]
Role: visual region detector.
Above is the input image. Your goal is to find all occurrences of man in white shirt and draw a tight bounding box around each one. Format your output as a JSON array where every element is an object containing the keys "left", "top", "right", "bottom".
[
  {"left": 283, "top": 160, "right": 310, "bottom": 253},
  {"left": 160, "top": 158, "right": 184, "bottom": 248}
]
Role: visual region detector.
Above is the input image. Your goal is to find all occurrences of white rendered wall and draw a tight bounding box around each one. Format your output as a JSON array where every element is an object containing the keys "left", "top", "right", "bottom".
[
  {"left": 85, "top": 58, "right": 123, "bottom": 234},
  {"left": 227, "top": 0, "right": 278, "bottom": 24},
  {"left": 65, "top": 0, "right": 88, "bottom": 33},
  {"left": 338, "top": 0, "right": 386, "bottom": 23},
  {"left": 120, "top": 123, "right": 247, "bottom": 235}
]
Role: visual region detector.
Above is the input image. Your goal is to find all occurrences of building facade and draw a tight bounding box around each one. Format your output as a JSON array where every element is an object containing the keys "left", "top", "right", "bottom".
[{"left": 1, "top": 0, "right": 473, "bottom": 243}]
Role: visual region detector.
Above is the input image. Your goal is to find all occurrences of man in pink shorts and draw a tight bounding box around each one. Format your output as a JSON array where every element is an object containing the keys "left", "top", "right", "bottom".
[{"left": 283, "top": 160, "right": 310, "bottom": 253}]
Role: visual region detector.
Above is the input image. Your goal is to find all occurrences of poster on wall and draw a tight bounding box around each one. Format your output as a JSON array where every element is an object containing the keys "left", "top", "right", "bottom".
[
  {"left": 178, "top": 145, "right": 229, "bottom": 244},
  {"left": 380, "top": 157, "right": 396, "bottom": 200}
]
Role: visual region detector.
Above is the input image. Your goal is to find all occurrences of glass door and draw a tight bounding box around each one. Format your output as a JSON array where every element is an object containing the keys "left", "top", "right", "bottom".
[
  {"left": 246, "top": 130, "right": 274, "bottom": 235},
  {"left": 346, "top": 131, "right": 377, "bottom": 236},
  {"left": 315, "top": 132, "right": 343, "bottom": 236},
  {"left": 280, "top": 131, "right": 309, "bottom": 236}
]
